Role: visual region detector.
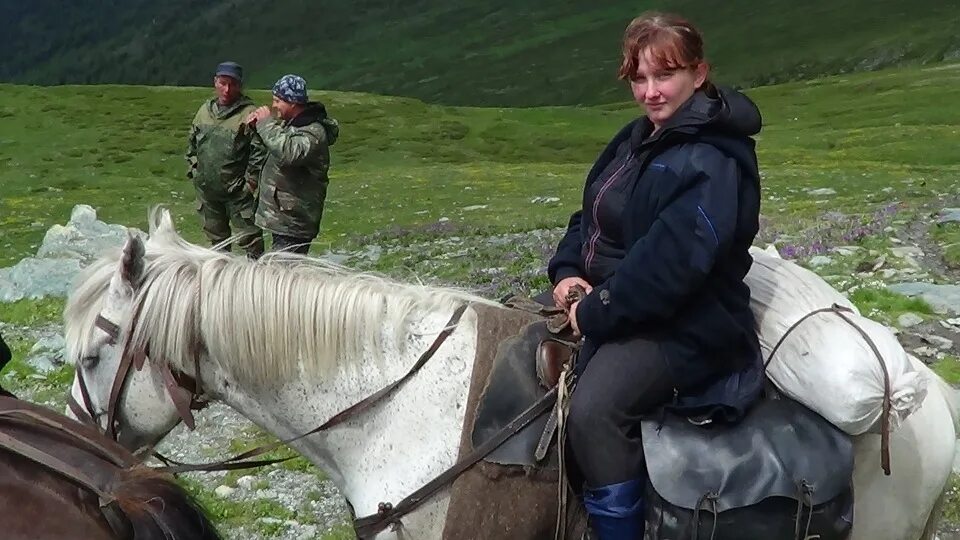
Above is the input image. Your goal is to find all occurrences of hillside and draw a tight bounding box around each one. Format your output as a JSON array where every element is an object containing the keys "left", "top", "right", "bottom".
[
  {"left": 3, "top": 64, "right": 960, "bottom": 539},
  {"left": 2, "top": 62, "right": 960, "bottom": 268},
  {"left": 2, "top": 0, "right": 959, "bottom": 106}
]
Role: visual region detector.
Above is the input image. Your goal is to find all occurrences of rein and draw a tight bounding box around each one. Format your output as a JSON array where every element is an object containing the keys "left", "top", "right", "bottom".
[{"left": 75, "top": 299, "right": 567, "bottom": 537}]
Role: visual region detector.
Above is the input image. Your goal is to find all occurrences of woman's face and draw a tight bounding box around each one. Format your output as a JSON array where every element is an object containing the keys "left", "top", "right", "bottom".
[{"left": 630, "top": 48, "right": 708, "bottom": 129}]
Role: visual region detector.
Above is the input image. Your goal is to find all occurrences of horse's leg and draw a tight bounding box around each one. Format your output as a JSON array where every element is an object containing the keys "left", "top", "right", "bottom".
[
  {"left": 850, "top": 376, "right": 956, "bottom": 540},
  {"left": 920, "top": 484, "right": 950, "bottom": 540}
]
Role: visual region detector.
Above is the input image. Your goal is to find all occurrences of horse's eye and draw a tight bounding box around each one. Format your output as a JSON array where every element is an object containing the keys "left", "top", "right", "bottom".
[{"left": 81, "top": 355, "right": 100, "bottom": 368}]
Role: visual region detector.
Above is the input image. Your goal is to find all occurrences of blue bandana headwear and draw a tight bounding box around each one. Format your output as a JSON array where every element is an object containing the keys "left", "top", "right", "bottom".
[{"left": 272, "top": 74, "right": 308, "bottom": 104}]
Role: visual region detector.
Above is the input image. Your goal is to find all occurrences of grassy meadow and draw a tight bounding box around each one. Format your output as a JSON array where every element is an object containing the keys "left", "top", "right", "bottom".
[
  {"left": 2, "top": 63, "right": 960, "bottom": 537},
  {"left": 3, "top": 63, "right": 960, "bottom": 268}
]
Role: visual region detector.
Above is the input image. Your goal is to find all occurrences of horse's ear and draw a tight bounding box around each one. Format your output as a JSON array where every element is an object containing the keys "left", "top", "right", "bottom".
[
  {"left": 119, "top": 232, "right": 146, "bottom": 289},
  {"left": 148, "top": 205, "right": 177, "bottom": 236}
]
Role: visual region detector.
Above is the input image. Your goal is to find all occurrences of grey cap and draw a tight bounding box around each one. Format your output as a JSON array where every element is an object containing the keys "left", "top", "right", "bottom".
[{"left": 215, "top": 61, "right": 243, "bottom": 82}]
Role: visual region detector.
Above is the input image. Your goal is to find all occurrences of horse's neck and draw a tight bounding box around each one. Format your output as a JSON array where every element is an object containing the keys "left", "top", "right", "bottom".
[{"left": 209, "top": 304, "right": 479, "bottom": 533}]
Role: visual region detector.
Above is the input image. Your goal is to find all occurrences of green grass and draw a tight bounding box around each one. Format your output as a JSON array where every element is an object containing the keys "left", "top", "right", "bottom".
[
  {"left": 179, "top": 477, "right": 301, "bottom": 534},
  {"left": 848, "top": 286, "right": 935, "bottom": 326},
  {"left": 3, "top": 63, "right": 960, "bottom": 269},
  {"left": 4, "top": 1, "right": 960, "bottom": 106},
  {"left": 226, "top": 426, "right": 326, "bottom": 479},
  {"left": 931, "top": 222, "right": 960, "bottom": 269},
  {"left": 931, "top": 356, "right": 960, "bottom": 386},
  {"left": 0, "top": 297, "right": 66, "bottom": 326}
]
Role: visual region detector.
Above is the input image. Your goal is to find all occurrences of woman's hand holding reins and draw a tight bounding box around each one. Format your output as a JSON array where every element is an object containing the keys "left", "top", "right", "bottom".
[{"left": 553, "top": 277, "right": 592, "bottom": 310}]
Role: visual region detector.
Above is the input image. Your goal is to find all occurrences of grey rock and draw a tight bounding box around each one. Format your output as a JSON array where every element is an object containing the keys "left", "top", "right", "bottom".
[
  {"left": 937, "top": 208, "right": 960, "bottom": 224},
  {"left": 0, "top": 205, "right": 144, "bottom": 302},
  {"left": 890, "top": 246, "right": 924, "bottom": 258},
  {"left": 888, "top": 282, "right": 960, "bottom": 314},
  {"left": 808, "top": 188, "right": 836, "bottom": 196},
  {"left": 897, "top": 313, "right": 924, "bottom": 328},
  {"left": 913, "top": 346, "right": 939, "bottom": 358},
  {"left": 831, "top": 246, "right": 861, "bottom": 256},
  {"left": 530, "top": 196, "right": 561, "bottom": 204},
  {"left": 319, "top": 252, "right": 351, "bottom": 265},
  {"left": 26, "top": 334, "right": 65, "bottom": 372},
  {"left": 358, "top": 244, "right": 382, "bottom": 263},
  {"left": 36, "top": 204, "right": 139, "bottom": 263},
  {"left": 0, "top": 258, "right": 82, "bottom": 302},
  {"left": 808, "top": 255, "right": 833, "bottom": 267},
  {"left": 236, "top": 475, "right": 257, "bottom": 490},
  {"left": 215, "top": 485, "right": 236, "bottom": 497},
  {"left": 922, "top": 334, "right": 955, "bottom": 351}
]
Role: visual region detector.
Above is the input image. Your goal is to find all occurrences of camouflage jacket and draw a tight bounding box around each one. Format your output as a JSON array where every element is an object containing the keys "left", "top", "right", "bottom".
[
  {"left": 252, "top": 102, "right": 339, "bottom": 238},
  {"left": 186, "top": 95, "right": 261, "bottom": 197}
]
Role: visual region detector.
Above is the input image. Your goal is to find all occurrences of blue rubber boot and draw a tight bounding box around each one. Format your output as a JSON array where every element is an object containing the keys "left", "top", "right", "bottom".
[{"left": 582, "top": 478, "right": 645, "bottom": 540}]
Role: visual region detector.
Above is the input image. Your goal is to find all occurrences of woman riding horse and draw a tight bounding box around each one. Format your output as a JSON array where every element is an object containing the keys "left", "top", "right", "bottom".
[{"left": 545, "top": 12, "right": 765, "bottom": 538}]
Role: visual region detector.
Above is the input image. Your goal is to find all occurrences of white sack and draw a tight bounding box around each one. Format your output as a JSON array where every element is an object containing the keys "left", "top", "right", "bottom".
[{"left": 747, "top": 247, "right": 927, "bottom": 435}]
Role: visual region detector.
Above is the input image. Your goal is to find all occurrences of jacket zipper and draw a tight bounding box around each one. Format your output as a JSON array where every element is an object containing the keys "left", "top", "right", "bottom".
[{"left": 584, "top": 153, "right": 634, "bottom": 274}]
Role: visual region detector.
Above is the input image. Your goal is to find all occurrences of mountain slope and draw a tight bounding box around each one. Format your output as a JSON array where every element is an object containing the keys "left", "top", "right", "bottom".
[{"left": 2, "top": 0, "right": 959, "bottom": 106}]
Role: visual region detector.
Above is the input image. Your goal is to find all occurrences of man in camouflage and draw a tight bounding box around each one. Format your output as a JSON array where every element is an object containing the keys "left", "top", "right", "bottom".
[
  {"left": 186, "top": 61, "right": 264, "bottom": 258},
  {"left": 245, "top": 74, "right": 338, "bottom": 254}
]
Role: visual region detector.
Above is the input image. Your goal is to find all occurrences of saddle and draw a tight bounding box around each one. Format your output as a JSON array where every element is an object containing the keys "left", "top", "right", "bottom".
[
  {"left": 470, "top": 294, "right": 579, "bottom": 467},
  {"left": 465, "top": 295, "right": 854, "bottom": 540}
]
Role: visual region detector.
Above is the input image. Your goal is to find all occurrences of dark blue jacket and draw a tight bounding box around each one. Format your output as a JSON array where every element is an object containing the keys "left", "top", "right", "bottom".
[{"left": 548, "top": 87, "right": 763, "bottom": 413}]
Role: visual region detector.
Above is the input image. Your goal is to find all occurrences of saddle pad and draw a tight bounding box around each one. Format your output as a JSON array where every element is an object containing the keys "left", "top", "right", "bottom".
[
  {"left": 641, "top": 396, "right": 853, "bottom": 512},
  {"left": 472, "top": 317, "right": 556, "bottom": 467}
]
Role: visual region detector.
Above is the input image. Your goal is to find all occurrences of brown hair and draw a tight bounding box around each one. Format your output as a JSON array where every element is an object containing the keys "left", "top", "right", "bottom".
[{"left": 618, "top": 12, "right": 708, "bottom": 83}]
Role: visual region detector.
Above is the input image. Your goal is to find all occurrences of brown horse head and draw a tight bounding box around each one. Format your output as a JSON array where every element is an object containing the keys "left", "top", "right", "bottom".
[{"left": 0, "top": 396, "right": 221, "bottom": 540}]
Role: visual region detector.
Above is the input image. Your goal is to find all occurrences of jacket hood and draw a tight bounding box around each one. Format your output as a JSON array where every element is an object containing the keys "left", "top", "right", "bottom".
[
  {"left": 289, "top": 101, "right": 339, "bottom": 145},
  {"left": 289, "top": 102, "right": 328, "bottom": 127},
  {"left": 635, "top": 85, "right": 761, "bottom": 140},
  {"left": 629, "top": 85, "right": 762, "bottom": 181},
  {"left": 207, "top": 94, "right": 255, "bottom": 119}
]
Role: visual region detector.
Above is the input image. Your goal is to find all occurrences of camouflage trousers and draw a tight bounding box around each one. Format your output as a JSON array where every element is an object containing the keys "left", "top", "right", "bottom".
[{"left": 194, "top": 187, "right": 264, "bottom": 258}]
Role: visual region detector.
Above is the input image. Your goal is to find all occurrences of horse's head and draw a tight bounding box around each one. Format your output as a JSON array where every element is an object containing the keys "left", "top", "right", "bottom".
[{"left": 64, "top": 210, "right": 192, "bottom": 452}]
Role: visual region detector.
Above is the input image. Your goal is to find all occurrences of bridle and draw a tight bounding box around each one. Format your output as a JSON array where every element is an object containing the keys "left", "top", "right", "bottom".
[
  {"left": 68, "top": 314, "right": 207, "bottom": 442},
  {"left": 68, "top": 303, "right": 559, "bottom": 538}
]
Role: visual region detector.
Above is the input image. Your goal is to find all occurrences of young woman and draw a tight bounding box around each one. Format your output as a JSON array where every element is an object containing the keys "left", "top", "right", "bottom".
[{"left": 546, "top": 12, "right": 764, "bottom": 538}]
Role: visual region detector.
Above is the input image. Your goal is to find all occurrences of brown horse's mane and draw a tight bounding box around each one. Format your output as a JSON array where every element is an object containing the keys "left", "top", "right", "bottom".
[{"left": 112, "top": 465, "right": 222, "bottom": 540}]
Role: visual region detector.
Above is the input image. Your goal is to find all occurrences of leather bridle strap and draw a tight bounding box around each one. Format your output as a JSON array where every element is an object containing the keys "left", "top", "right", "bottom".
[
  {"left": 156, "top": 304, "right": 469, "bottom": 475},
  {"left": 67, "top": 315, "right": 123, "bottom": 432},
  {"left": 353, "top": 386, "right": 559, "bottom": 538},
  {"left": 105, "top": 304, "right": 147, "bottom": 442},
  {"left": 68, "top": 365, "right": 99, "bottom": 426}
]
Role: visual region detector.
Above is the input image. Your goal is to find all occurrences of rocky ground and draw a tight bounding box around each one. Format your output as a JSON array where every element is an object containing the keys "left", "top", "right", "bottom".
[{"left": 2, "top": 203, "right": 960, "bottom": 538}]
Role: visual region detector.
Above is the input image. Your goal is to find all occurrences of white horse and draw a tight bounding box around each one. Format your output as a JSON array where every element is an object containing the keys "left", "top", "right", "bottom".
[{"left": 63, "top": 209, "right": 958, "bottom": 539}]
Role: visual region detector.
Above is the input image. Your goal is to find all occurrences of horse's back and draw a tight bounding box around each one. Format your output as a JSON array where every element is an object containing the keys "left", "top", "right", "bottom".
[{"left": 850, "top": 362, "right": 957, "bottom": 540}]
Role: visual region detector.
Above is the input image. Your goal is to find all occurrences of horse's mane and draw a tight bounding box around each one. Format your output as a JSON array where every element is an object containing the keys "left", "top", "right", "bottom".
[
  {"left": 114, "top": 466, "right": 222, "bottom": 540},
  {"left": 66, "top": 208, "right": 499, "bottom": 387}
]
